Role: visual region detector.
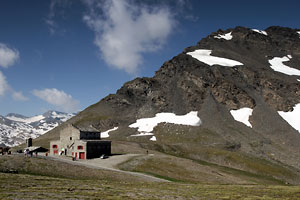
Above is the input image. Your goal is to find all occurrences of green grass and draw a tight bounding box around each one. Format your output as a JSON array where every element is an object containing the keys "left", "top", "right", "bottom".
[
  {"left": 1, "top": 154, "right": 300, "bottom": 199},
  {"left": 73, "top": 114, "right": 109, "bottom": 127},
  {"left": 194, "top": 159, "right": 286, "bottom": 185},
  {"left": 180, "top": 150, "right": 292, "bottom": 185},
  {"left": 137, "top": 171, "right": 186, "bottom": 183},
  {"left": 1, "top": 172, "right": 300, "bottom": 200},
  {"left": 198, "top": 147, "right": 295, "bottom": 176}
]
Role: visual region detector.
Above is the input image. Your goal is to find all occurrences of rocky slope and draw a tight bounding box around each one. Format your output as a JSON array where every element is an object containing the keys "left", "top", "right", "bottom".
[
  {"left": 37, "top": 26, "right": 300, "bottom": 184},
  {"left": 0, "top": 111, "right": 74, "bottom": 147}
]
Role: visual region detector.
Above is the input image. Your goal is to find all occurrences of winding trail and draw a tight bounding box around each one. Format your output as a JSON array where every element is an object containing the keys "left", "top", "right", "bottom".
[{"left": 41, "top": 154, "right": 169, "bottom": 183}]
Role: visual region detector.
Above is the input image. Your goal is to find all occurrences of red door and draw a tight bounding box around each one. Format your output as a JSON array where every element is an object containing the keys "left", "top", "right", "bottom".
[
  {"left": 79, "top": 152, "right": 85, "bottom": 159},
  {"left": 54, "top": 150, "right": 58, "bottom": 155}
]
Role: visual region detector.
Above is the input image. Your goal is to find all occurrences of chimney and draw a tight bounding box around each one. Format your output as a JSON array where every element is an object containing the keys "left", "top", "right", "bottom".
[{"left": 26, "top": 138, "right": 32, "bottom": 147}]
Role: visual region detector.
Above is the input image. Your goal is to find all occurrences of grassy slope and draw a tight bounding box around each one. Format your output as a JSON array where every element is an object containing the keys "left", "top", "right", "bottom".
[
  {"left": 13, "top": 127, "right": 300, "bottom": 186},
  {"left": 118, "top": 153, "right": 293, "bottom": 185},
  {"left": 1, "top": 151, "right": 300, "bottom": 199},
  {"left": 1, "top": 171, "right": 300, "bottom": 199},
  {"left": 12, "top": 107, "right": 300, "bottom": 186}
]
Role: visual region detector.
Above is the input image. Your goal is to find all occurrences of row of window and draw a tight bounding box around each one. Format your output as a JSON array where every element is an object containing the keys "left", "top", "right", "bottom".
[
  {"left": 52, "top": 144, "right": 109, "bottom": 150},
  {"left": 52, "top": 144, "right": 83, "bottom": 150},
  {"left": 88, "top": 145, "right": 110, "bottom": 150}
]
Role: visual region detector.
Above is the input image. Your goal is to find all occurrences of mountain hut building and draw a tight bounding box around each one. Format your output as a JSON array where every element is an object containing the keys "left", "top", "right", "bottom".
[{"left": 50, "top": 124, "right": 111, "bottom": 160}]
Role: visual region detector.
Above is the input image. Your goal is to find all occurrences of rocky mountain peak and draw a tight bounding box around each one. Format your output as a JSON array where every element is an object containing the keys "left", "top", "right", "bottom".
[
  {"left": 6, "top": 113, "right": 27, "bottom": 119},
  {"left": 22, "top": 27, "right": 300, "bottom": 184},
  {"left": 0, "top": 110, "right": 74, "bottom": 147}
]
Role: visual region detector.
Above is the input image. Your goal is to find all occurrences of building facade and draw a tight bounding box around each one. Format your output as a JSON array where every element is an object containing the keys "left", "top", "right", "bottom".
[{"left": 50, "top": 124, "right": 111, "bottom": 160}]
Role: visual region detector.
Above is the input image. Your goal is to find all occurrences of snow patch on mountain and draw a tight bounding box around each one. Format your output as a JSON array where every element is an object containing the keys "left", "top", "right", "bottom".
[
  {"left": 187, "top": 49, "right": 243, "bottom": 67},
  {"left": 6, "top": 115, "right": 45, "bottom": 124},
  {"left": 268, "top": 55, "right": 300, "bottom": 76},
  {"left": 129, "top": 111, "right": 201, "bottom": 137},
  {"left": 252, "top": 29, "right": 268, "bottom": 36},
  {"left": 130, "top": 132, "right": 154, "bottom": 137},
  {"left": 297, "top": 31, "right": 300, "bottom": 38},
  {"left": 46, "top": 111, "right": 74, "bottom": 122},
  {"left": 101, "top": 127, "right": 118, "bottom": 138},
  {"left": 0, "top": 111, "right": 74, "bottom": 147},
  {"left": 230, "top": 108, "right": 253, "bottom": 128},
  {"left": 214, "top": 32, "right": 233, "bottom": 40},
  {"left": 150, "top": 136, "right": 157, "bottom": 141},
  {"left": 278, "top": 104, "right": 300, "bottom": 133}
]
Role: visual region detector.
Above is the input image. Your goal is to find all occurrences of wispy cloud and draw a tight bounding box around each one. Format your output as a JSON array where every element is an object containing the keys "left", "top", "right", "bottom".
[
  {"left": 12, "top": 91, "right": 28, "bottom": 101},
  {"left": 0, "top": 71, "right": 27, "bottom": 101},
  {"left": 45, "top": 0, "right": 71, "bottom": 35},
  {"left": 32, "top": 88, "right": 79, "bottom": 113},
  {"left": 0, "top": 43, "right": 19, "bottom": 68},
  {"left": 0, "top": 71, "right": 8, "bottom": 96},
  {"left": 83, "top": 0, "right": 175, "bottom": 74},
  {"left": 0, "top": 43, "right": 27, "bottom": 101}
]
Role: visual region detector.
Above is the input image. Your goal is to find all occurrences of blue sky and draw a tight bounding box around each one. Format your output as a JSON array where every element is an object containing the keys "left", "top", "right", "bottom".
[{"left": 0, "top": 0, "right": 299, "bottom": 116}]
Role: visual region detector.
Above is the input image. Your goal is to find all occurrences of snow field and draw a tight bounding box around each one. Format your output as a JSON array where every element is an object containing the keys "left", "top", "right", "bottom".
[
  {"left": 150, "top": 136, "right": 157, "bottom": 141},
  {"left": 252, "top": 29, "right": 268, "bottom": 36},
  {"left": 268, "top": 55, "right": 300, "bottom": 76},
  {"left": 278, "top": 104, "right": 300, "bottom": 133},
  {"left": 51, "top": 111, "right": 74, "bottom": 122},
  {"left": 1, "top": 112, "right": 74, "bottom": 147},
  {"left": 129, "top": 111, "right": 201, "bottom": 141},
  {"left": 214, "top": 32, "right": 233, "bottom": 40},
  {"left": 187, "top": 49, "right": 243, "bottom": 67},
  {"left": 6, "top": 115, "right": 45, "bottom": 124},
  {"left": 230, "top": 108, "right": 253, "bottom": 128},
  {"left": 101, "top": 127, "right": 118, "bottom": 138}
]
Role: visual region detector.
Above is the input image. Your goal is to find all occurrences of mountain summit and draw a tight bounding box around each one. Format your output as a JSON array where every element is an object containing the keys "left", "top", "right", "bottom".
[
  {"left": 37, "top": 26, "right": 300, "bottom": 183},
  {"left": 0, "top": 111, "right": 74, "bottom": 147}
]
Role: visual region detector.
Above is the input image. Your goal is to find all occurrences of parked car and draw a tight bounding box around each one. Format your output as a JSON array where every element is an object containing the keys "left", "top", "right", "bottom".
[{"left": 100, "top": 154, "right": 109, "bottom": 159}]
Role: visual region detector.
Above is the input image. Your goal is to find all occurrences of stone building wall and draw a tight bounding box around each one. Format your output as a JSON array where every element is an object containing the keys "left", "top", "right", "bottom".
[{"left": 60, "top": 124, "right": 80, "bottom": 156}]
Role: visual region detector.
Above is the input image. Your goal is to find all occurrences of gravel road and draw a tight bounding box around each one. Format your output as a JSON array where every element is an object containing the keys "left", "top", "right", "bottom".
[{"left": 41, "top": 154, "right": 169, "bottom": 182}]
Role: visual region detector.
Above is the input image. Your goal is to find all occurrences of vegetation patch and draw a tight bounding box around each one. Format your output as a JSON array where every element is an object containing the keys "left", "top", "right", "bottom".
[{"left": 1, "top": 172, "right": 300, "bottom": 200}]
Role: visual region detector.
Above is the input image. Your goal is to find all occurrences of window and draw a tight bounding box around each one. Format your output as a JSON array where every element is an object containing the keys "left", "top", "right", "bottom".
[
  {"left": 52, "top": 145, "right": 57, "bottom": 148},
  {"left": 70, "top": 137, "right": 72, "bottom": 140},
  {"left": 77, "top": 145, "right": 83, "bottom": 150}
]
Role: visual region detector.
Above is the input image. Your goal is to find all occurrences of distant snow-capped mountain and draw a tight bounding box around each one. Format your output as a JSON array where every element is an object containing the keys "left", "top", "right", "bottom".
[{"left": 0, "top": 111, "right": 74, "bottom": 147}]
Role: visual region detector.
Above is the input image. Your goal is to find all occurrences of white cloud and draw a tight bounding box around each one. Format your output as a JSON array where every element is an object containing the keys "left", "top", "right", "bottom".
[
  {"left": 0, "top": 71, "right": 8, "bottom": 96},
  {"left": 0, "top": 43, "right": 19, "bottom": 68},
  {"left": 0, "top": 43, "right": 26, "bottom": 101},
  {"left": 32, "top": 88, "right": 79, "bottom": 113},
  {"left": 83, "top": 0, "right": 175, "bottom": 74},
  {"left": 12, "top": 91, "right": 28, "bottom": 101},
  {"left": 0, "top": 71, "right": 27, "bottom": 101}
]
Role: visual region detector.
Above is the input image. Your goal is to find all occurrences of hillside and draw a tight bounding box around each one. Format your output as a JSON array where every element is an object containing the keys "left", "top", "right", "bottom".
[{"left": 35, "top": 26, "right": 300, "bottom": 184}]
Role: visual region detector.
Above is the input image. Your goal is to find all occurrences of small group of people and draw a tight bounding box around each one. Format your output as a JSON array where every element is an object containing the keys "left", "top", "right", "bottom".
[
  {"left": 24, "top": 149, "right": 32, "bottom": 157},
  {"left": 0, "top": 147, "right": 10, "bottom": 155},
  {"left": 24, "top": 149, "right": 37, "bottom": 157}
]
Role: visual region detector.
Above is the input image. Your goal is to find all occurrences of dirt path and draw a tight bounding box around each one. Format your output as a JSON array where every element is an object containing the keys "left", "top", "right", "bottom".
[{"left": 41, "top": 154, "right": 168, "bottom": 182}]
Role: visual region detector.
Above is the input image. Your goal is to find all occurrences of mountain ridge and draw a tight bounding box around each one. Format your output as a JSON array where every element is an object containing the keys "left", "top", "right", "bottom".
[
  {"left": 28, "top": 26, "right": 300, "bottom": 184},
  {"left": 0, "top": 110, "right": 74, "bottom": 147}
]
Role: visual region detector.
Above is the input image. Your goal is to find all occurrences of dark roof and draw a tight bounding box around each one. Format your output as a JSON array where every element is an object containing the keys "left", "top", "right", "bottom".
[
  {"left": 80, "top": 130, "right": 100, "bottom": 134},
  {"left": 25, "top": 146, "right": 48, "bottom": 153},
  {"left": 80, "top": 140, "right": 111, "bottom": 143}
]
